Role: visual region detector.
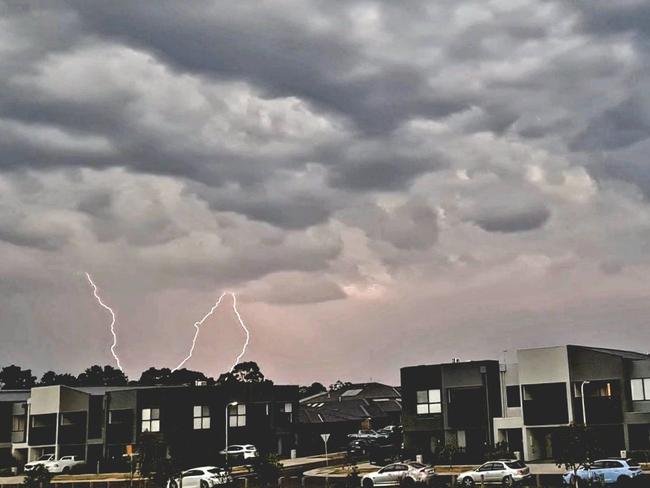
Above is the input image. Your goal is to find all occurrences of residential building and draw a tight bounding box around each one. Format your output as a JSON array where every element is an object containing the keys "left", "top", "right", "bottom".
[
  {"left": 400, "top": 360, "right": 502, "bottom": 462},
  {"left": 493, "top": 345, "right": 650, "bottom": 461},
  {"left": 298, "top": 382, "right": 401, "bottom": 454},
  {"left": 0, "top": 382, "right": 298, "bottom": 470}
]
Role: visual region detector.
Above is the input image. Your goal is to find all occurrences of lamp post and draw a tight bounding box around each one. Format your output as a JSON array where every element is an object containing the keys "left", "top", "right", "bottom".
[
  {"left": 580, "top": 381, "right": 590, "bottom": 426},
  {"left": 225, "top": 401, "right": 238, "bottom": 462}
]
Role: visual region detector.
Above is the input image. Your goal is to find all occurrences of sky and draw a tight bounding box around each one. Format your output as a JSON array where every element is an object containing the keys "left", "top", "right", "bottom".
[{"left": 1, "top": 0, "right": 650, "bottom": 386}]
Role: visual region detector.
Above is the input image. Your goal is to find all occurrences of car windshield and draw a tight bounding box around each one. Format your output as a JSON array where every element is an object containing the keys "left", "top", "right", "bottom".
[
  {"left": 38, "top": 456, "right": 52, "bottom": 461},
  {"left": 626, "top": 459, "right": 640, "bottom": 467},
  {"left": 408, "top": 463, "right": 425, "bottom": 469},
  {"left": 506, "top": 461, "right": 526, "bottom": 469}
]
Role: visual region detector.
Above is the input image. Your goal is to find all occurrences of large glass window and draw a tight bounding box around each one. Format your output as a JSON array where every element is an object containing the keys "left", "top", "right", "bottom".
[
  {"left": 416, "top": 389, "right": 441, "bottom": 414},
  {"left": 141, "top": 408, "right": 160, "bottom": 432},
  {"left": 193, "top": 406, "right": 210, "bottom": 430},
  {"left": 631, "top": 379, "right": 650, "bottom": 401},
  {"left": 12, "top": 416, "right": 25, "bottom": 432},
  {"left": 228, "top": 404, "right": 246, "bottom": 427}
]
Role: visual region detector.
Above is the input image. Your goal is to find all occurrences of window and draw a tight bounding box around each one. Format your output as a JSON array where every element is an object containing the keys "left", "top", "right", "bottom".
[
  {"left": 193, "top": 405, "right": 210, "bottom": 430},
  {"left": 109, "top": 410, "right": 131, "bottom": 425},
  {"left": 12, "top": 416, "right": 25, "bottom": 432},
  {"left": 282, "top": 402, "right": 293, "bottom": 422},
  {"left": 141, "top": 408, "right": 160, "bottom": 432},
  {"left": 506, "top": 386, "right": 521, "bottom": 407},
  {"left": 416, "top": 389, "right": 441, "bottom": 414},
  {"left": 228, "top": 404, "right": 246, "bottom": 427},
  {"left": 457, "top": 430, "right": 466, "bottom": 448},
  {"left": 631, "top": 379, "right": 650, "bottom": 401}
]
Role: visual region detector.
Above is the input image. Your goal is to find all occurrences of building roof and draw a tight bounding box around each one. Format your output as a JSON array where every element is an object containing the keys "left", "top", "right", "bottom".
[
  {"left": 298, "top": 382, "right": 401, "bottom": 424},
  {"left": 0, "top": 390, "right": 31, "bottom": 402},
  {"left": 300, "top": 382, "right": 400, "bottom": 404},
  {"left": 570, "top": 345, "right": 650, "bottom": 361},
  {"left": 299, "top": 397, "right": 401, "bottom": 424}
]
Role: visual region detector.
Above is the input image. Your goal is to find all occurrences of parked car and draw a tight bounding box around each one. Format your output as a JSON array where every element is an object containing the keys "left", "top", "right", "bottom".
[
  {"left": 377, "top": 425, "right": 402, "bottom": 436},
  {"left": 24, "top": 454, "right": 55, "bottom": 472},
  {"left": 349, "top": 430, "right": 389, "bottom": 440},
  {"left": 456, "top": 460, "right": 531, "bottom": 487},
  {"left": 361, "top": 461, "right": 436, "bottom": 487},
  {"left": 45, "top": 455, "right": 86, "bottom": 474},
  {"left": 219, "top": 445, "right": 259, "bottom": 460},
  {"left": 168, "top": 466, "right": 232, "bottom": 488},
  {"left": 348, "top": 438, "right": 376, "bottom": 456},
  {"left": 562, "top": 459, "right": 642, "bottom": 486}
]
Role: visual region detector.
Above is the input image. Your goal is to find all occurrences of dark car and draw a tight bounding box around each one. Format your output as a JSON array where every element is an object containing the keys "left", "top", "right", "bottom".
[{"left": 348, "top": 438, "right": 375, "bottom": 456}]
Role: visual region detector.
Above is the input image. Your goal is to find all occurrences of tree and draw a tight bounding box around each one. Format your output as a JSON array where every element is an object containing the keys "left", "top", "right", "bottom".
[
  {"left": 0, "top": 365, "right": 36, "bottom": 389},
  {"left": 22, "top": 465, "right": 52, "bottom": 488},
  {"left": 39, "top": 371, "right": 78, "bottom": 387},
  {"left": 137, "top": 432, "right": 176, "bottom": 488},
  {"left": 329, "top": 380, "right": 352, "bottom": 391},
  {"left": 555, "top": 423, "right": 602, "bottom": 487},
  {"left": 138, "top": 367, "right": 214, "bottom": 386},
  {"left": 216, "top": 362, "right": 272, "bottom": 385},
  {"left": 299, "top": 382, "right": 326, "bottom": 398},
  {"left": 77, "top": 365, "right": 128, "bottom": 386},
  {"left": 251, "top": 453, "right": 283, "bottom": 488}
]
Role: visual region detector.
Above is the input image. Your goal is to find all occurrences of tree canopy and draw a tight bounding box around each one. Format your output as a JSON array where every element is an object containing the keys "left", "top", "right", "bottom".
[
  {"left": 0, "top": 365, "right": 36, "bottom": 389},
  {"left": 217, "top": 361, "right": 272, "bottom": 385}
]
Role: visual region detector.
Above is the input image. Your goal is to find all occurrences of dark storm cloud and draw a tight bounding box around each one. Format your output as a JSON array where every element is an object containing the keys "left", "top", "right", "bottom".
[
  {"left": 4, "top": 0, "right": 650, "bottom": 382},
  {"left": 472, "top": 204, "right": 551, "bottom": 234}
]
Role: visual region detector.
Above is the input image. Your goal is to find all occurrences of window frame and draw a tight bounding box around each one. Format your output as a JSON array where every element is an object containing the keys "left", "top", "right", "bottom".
[
  {"left": 193, "top": 405, "right": 211, "bottom": 430},
  {"left": 141, "top": 408, "right": 160, "bottom": 432},
  {"left": 416, "top": 389, "right": 442, "bottom": 415},
  {"left": 228, "top": 403, "right": 246, "bottom": 427}
]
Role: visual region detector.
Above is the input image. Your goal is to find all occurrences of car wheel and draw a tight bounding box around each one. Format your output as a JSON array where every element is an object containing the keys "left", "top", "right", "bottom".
[
  {"left": 502, "top": 476, "right": 514, "bottom": 487},
  {"left": 169, "top": 480, "right": 178, "bottom": 488},
  {"left": 401, "top": 477, "right": 415, "bottom": 488},
  {"left": 617, "top": 476, "right": 631, "bottom": 487},
  {"left": 63, "top": 467, "right": 70, "bottom": 474},
  {"left": 461, "top": 477, "right": 474, "bottom": 487},
  {"left": 201, "top": 480, "right": 209, "bottom": 488},
  {"left": 363, "top": 479, "right": 374, "bottom": 488}
]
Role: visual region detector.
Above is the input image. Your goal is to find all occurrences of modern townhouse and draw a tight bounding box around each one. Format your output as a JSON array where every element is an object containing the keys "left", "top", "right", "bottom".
[
  {"left": 0, "top": 382, "right": 298, "bottom": 471},
  {"left": 493, "top": 345, "right": 650, "bottom": 461},
  {"left": 400, "top": 360, "right": 502, "bottom": 462}
]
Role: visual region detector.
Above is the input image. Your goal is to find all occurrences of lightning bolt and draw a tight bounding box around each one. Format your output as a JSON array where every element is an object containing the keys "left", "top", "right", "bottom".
[
  {"left": 229, "top": 292, "right": 250, "bottom": 372},
  {"left": 172, "top": 291, "right": 251, "bottom": 373},
  {"left": 85, "top": 272, "right": 123, "bottom": 371}
]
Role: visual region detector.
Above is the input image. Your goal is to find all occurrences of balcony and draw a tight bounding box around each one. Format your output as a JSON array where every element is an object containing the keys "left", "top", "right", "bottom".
[{"left": 522, "top": 383, "right": 569, "bottom": 426}]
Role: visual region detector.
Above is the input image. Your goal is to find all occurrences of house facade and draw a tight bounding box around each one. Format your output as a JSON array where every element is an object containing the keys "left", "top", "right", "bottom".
[
  {"left": 400, "top": 360, "right": 502, "bottom": 462},
  {"left": 0, "top": 382, "right": 298, "bottom": 470}
]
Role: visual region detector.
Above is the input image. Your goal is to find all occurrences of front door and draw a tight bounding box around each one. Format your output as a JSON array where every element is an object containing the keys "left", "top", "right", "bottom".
[{"left": 182, "top": 470, "right": 203, "bottom": 488}]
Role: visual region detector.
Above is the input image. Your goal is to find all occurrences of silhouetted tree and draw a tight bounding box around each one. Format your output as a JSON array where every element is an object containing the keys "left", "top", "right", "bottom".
[
  {"left": 555, "top": 423, "right": 602, "bottom": 487},
  {"left": 137, "top": 432, "right": 176, "bottom": 488},
  {"left": 0, "top": 365, "right": 36, "bottom": 390},
  {"left": 138, "top": 367, "right": 214, "bottom": 386},
  {"left": 329, "top": 380, "right": 352, "bottom": 391},
  {"left": 299, "top": 382, "right": 327, "bottom": 398},
  {"left": 77, "top": 365, "right": 128, "bottom": 386},
  {"left": 217, "top": 361, "right": 272, "bottom": 385},
  {"left": 22, "top": 464, "right": 52, "bottom": 488},
  {"left": 39, "top": 371, "right": 78, "bottom": 387}
]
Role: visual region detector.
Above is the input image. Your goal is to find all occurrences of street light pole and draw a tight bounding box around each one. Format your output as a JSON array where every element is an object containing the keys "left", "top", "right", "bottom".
[
  {"left": 225, "top": 402, "right": 238, "bottom": 463},
  {"left": 580, "top": 381, "right": 590, "bottom": 426}
]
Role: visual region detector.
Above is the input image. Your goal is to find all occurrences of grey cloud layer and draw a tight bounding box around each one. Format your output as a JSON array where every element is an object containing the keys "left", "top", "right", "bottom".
[{"left": 1, "top": 0, "right": 650, "bottom": 381}]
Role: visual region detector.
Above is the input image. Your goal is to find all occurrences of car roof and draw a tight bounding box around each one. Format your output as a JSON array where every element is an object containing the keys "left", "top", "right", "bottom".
[{"left": 187, "top": 466, "right": 220, "bottom": 471}]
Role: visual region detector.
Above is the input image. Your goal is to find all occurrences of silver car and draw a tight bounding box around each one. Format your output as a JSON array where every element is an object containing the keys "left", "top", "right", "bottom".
[
  {"left": 168, "top": 466, "right": 232, "bottom": 488},
  {"left": 362, "top": 461, "right": 436, "bottom": 487},
  {"left": 457, "top": 460, "right": 531, "bottom": 487}
]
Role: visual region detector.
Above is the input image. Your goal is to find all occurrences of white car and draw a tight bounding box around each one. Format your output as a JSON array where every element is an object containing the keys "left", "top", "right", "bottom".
[
  {"left": 219, "top": 445, "right": 258, "bottom": 460},
  {"left": 168, "top": 466, "right": 232, "bottom": 488},
  {"left": 45, "top": 455, "right": 86, "bottom": 474},
  {"left": 457, "top": 460, "right": 531, "bottom": 487},
  {"left": 562, "top": 459, "right": 643, "bottom": 486},
  {"left": 349, "top": 430, "right": 390, "bottom": 440},
  {"left": 361, "top": 461, "right": 436, "bottom": 487},
  {"left": 24, "top": 454, "right": 55, "bottom": 472}
]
